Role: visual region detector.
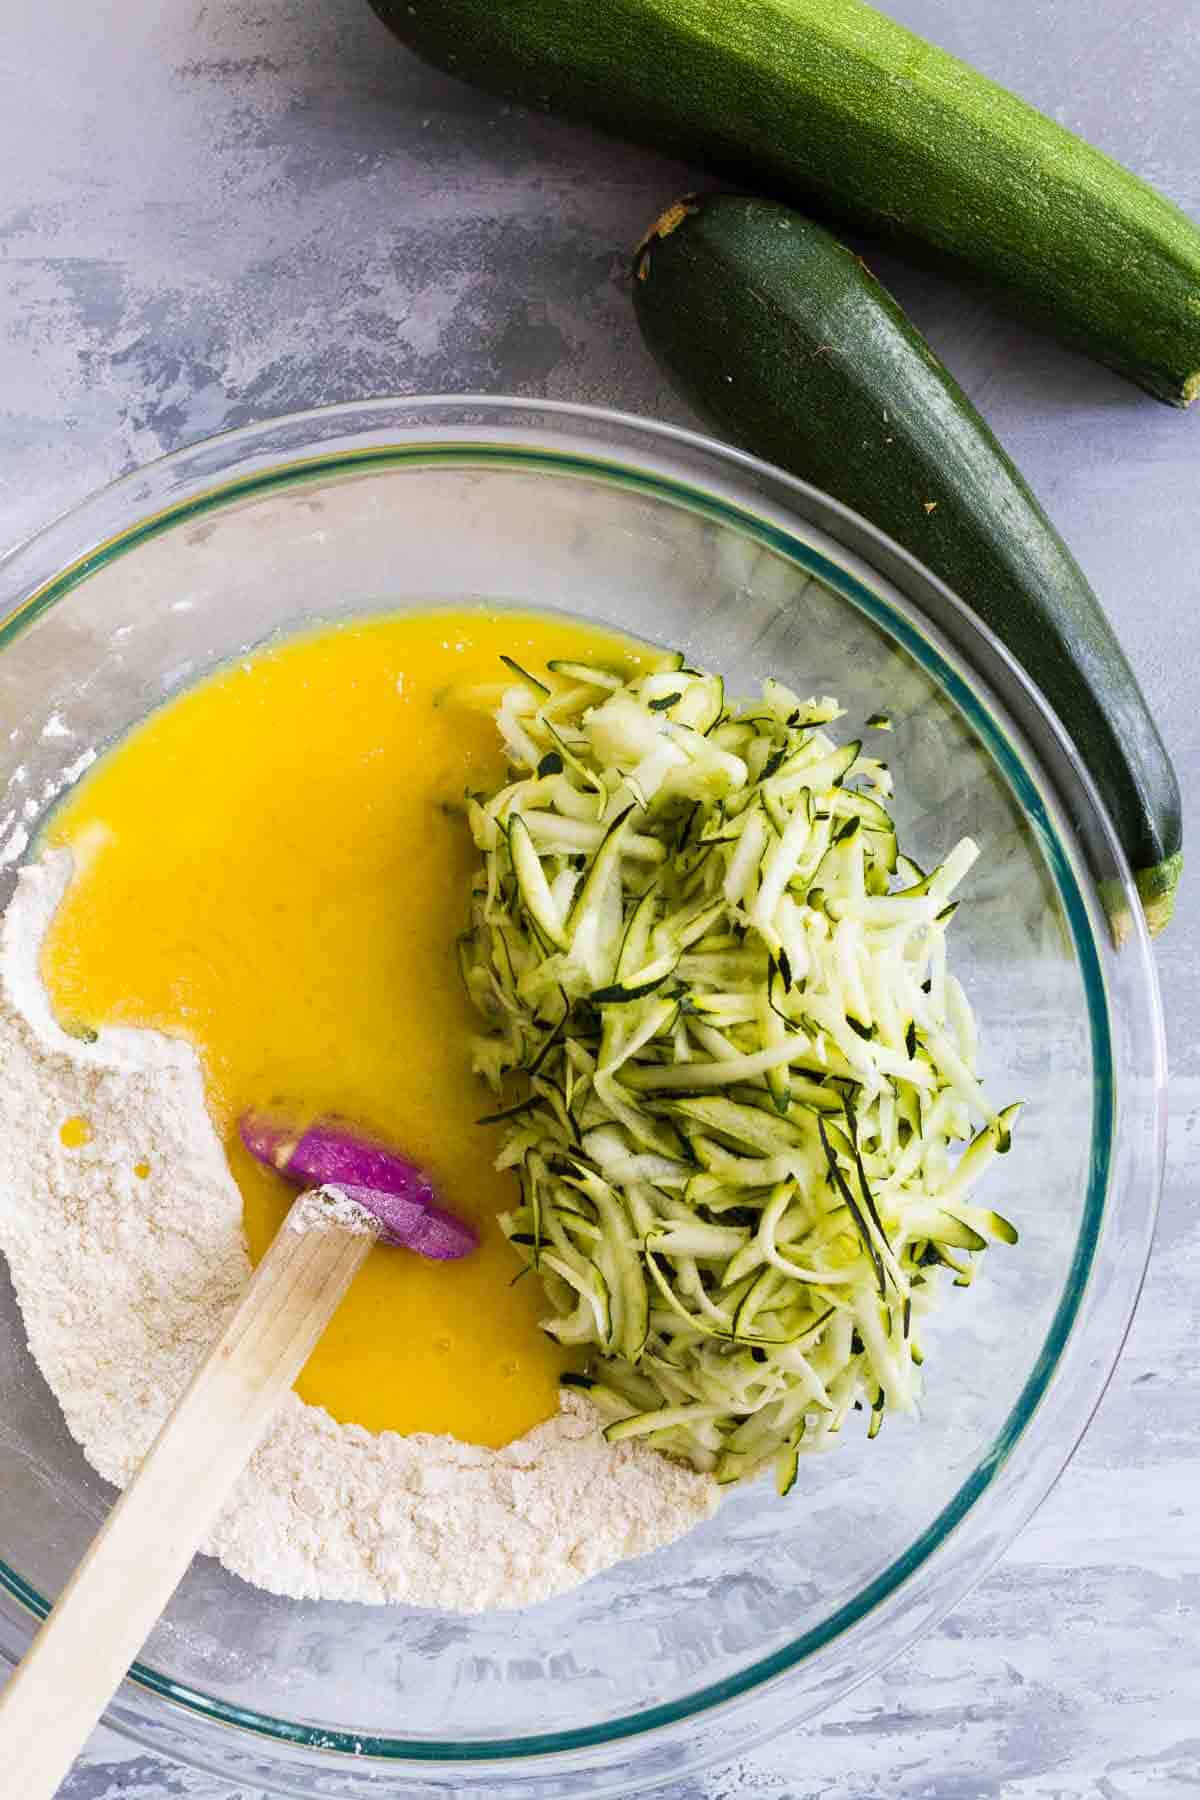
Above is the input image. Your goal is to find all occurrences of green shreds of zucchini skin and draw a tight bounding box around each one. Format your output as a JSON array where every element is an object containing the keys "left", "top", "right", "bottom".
[{"left": 457, "top": 654, "right": 1020, "bottom": 1494}]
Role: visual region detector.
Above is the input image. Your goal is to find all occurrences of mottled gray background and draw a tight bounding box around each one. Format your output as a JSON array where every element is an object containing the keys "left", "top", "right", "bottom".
[{"left": 1, "top": 0, "right": 1197, "bottom": 1794}]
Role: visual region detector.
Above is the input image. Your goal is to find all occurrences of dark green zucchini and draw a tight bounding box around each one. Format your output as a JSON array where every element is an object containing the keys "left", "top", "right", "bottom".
[
  {"left": 633, "top": 194, "right": 1182, "bottom": 931},
  {"left": 369, "top": 0, "right": 1200, "bottom": 405}
]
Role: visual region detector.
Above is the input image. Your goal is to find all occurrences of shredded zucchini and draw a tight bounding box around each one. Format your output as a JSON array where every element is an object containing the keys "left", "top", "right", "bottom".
[{"left": 458, "top": 652, "right": 1019, "bottom": 1493}]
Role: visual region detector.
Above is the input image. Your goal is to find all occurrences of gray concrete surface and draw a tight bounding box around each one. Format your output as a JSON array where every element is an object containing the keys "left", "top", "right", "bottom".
[{"left": 1, "top": 0, "right": 1197, "bottom": 1794}]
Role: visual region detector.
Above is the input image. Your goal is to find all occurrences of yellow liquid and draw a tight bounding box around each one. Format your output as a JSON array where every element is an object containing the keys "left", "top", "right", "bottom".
[{"left": 42, "top": 609, "right": 646, "bottom": 1447}]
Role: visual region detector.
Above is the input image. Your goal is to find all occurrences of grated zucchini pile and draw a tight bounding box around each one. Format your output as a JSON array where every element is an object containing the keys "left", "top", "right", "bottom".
[{"left": 457, "top": 649, "right": 1019, "bottom": 1493}]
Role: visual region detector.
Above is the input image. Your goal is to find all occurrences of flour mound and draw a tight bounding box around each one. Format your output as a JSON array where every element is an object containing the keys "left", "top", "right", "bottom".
[{"left": 0, "top": 855, "right": 717, "bottom": 1610}]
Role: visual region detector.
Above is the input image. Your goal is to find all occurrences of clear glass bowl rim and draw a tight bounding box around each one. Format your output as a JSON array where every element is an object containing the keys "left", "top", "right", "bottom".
[{"left": 0, "top": 395, "right": 1166, "bottom": 1775}]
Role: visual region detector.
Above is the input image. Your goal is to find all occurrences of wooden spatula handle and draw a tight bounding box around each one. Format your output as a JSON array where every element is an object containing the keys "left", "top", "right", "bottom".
[{"left": 0, "top": 1193, "right": 375, "bottom": 1798}]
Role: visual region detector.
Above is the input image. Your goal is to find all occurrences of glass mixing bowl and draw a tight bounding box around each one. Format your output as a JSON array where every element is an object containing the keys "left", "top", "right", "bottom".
[{"left": 0, "top": 398, "right": 1165, "bottom": 1797}]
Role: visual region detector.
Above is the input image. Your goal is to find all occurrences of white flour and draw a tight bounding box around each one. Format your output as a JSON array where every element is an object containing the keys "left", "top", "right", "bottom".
[
  {"left": 0, "top": 854, "right": 717, "bottom": 1611},
  {"left": 290, "top": 1186, "right": 380, "bottom": 1236}
]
